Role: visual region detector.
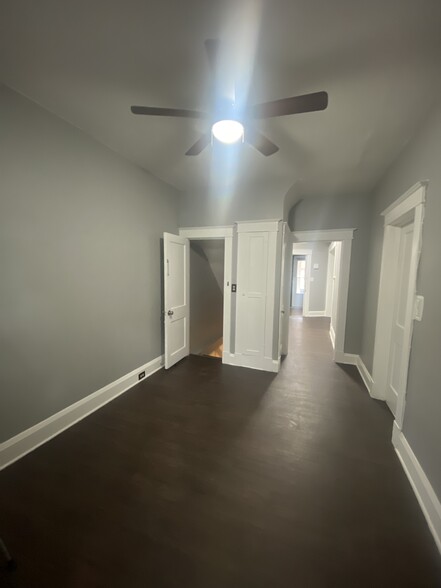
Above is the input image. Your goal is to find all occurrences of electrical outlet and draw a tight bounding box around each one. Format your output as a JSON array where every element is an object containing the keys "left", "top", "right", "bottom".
[{"left": 138, "top": 371, "right": 146, "bottom": 381}]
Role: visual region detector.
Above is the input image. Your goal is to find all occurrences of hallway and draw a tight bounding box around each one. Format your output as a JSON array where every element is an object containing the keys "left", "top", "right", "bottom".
[{"left": 1, "top": 316, "right": 440, "bottom": 587}]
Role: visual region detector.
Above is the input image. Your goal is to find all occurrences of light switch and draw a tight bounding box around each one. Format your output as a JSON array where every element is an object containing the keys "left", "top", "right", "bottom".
[
  {"left": 313, "top": 263, "right": 319, "bottom": 270},
  {"left": 414, "top": 295, "right": 424, "bottom": 321}
]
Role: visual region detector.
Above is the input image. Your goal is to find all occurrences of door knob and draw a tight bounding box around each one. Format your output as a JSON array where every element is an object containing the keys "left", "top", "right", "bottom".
[{"left": 167, "top": 310, "right": 174, "bottom": 316}]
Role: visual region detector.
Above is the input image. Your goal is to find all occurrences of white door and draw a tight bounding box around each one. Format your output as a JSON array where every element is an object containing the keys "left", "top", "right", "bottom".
[
  {"left": 279, "top": 224, "right": 292, "bottom": 356},
  {"left": 330, "top": 242, "right": 341, "bottom": 347},
  {"left": 325, "top": 246, "right": 335, "bottom": 317},
  {"left": 164, "top": 232, "right": 190, "bottom": 369},
  {"left": 236, "top": 231, "right": 268, "bottom": 360},
  {"left": 386, "top": 222, "right": 414, "bottom": 415}
]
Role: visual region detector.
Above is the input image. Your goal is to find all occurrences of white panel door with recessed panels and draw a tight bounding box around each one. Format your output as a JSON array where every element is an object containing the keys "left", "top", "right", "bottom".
[
  {"left": 233, "top": 220, "right": 281, "bottom": 373},
  {"left": 164, "top": 232, "right": 190, "bottom": 369}
]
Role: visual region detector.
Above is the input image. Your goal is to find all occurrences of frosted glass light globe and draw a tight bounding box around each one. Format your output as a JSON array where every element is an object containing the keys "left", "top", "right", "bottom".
[{"left": 211, "top": 119, "right": 244, "bottom": 144}]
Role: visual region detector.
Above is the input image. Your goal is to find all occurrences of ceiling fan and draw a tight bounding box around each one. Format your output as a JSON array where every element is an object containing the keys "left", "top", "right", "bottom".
[{"left": 130, "top": 39, "right": 328, "bottom": 157}]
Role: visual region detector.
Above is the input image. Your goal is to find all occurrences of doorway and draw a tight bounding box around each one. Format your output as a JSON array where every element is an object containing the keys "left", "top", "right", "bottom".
[
  {"left": 179, "top": 225, "right": 233, "bottom": 366},
  {"left": 291, "top": 229, "right": 354, "bottom": 363},
  {"left": 325, "top": 241, "right": 343, "bottom": 348},
  {"left": 372, "top": 182, "right": 425, "bottom": 427},
  {"left": 189, "top": 239, "right": 225, "bottom": 358},
  {"left": 163, "top": 227, "right": 233, "bottom": 370},
  {"left": 291, "top": 255, "right": 306, "bottom": 311}
]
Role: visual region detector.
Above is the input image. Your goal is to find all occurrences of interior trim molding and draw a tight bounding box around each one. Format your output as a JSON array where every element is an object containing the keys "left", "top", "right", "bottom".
[
  {"left": 291, "top": 248, "right": 312, "bottom": 315},
  {"left": 179, "top": 226, "right": 234, "bottom": 239},
  {"left": 0, "top": 355, "right": 164, "bottom": 471},
  {"left": 291, "top": 246, "right": 313, "bottom": 255},
  {"left": 372, "top": 181, "right": 426, "bottom": 427},
  {"left": 236, "top": 220, "right": 281, "bottom": 233},
  {"left": 392, "top": 422, "right": 441, "bottom": 554},
  {"left": 303, "top": 310, "right": 326, "bottom": 317},
  {"left": 356, "top": 356, "right": 375, "bottom": 397},
  {"left": 223, "top": 352, "right": 279, "bottom": 373},
  {"left": 334, "top": 351, "right": 358, "bottom": 365},
  {"left": 301, "top": 251, "right": 312, "bottom": 316},
  {"left": 333, "top": 353, "right": 376, "bottom": 398},
  {"left": 292, "top": 228, "right": 355, "bottom": 242},
  {"left": 293, "top": 230, "right": 353, "bottom": 362},
  {"left": 329, "top": 326, "right": 335, "bottom": 349},
  {"left": 381, "top": 181, "right": 427, "bottom": 223}
]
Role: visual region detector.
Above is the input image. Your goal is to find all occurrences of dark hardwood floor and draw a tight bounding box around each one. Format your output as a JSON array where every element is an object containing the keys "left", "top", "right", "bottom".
[{"left": 1, "top": 315, "right": 440, "bottom": 587}]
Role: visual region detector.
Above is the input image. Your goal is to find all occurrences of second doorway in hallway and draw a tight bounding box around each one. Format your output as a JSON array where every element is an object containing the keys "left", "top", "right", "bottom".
[{"left": 189, "top": 239, "right": 225, "bottom": 359}]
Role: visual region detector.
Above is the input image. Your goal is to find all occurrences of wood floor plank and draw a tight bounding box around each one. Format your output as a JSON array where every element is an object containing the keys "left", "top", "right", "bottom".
[{"left": 1, "top": 314, "right": 440, "bottom": 587}]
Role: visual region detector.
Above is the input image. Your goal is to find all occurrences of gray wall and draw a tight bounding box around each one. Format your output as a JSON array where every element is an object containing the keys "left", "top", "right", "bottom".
[
  {"left": 189, "top": 241, "right": 224, "bottom": 354},
  {"left": 361, "top": 101, "right": 441, "bottom": 499},
  {"left": 198, "top": 240, "right": 224, "bottom": 291},
  {"left": 179, "top": 180, "right": 286, "bottom": 228},
  {"left": 289, "top": 193, "right": 371, "bottom": 352},
  {"left": 308, "top": 242, "right": 330, "bottom": 312},
  {"left": 0, "top": 84, "right": 179, "bottom": 442}
]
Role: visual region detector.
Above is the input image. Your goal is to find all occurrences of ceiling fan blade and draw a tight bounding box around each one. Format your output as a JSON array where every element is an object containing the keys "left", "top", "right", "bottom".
[
  {"left": 204, "top": 38, "right": 220, "bottom": 72},
  {"left": 246, "top": 129, "right": 279, "bottom": 156},
  {"left": 131, "top": 106, "right": 206, "bottom": 119},
  {"left": 252, "top": 91, "right": 328, "bottom": 119},
  {"left": 185, "top": 133, "right": 211, "bottom": 156}
]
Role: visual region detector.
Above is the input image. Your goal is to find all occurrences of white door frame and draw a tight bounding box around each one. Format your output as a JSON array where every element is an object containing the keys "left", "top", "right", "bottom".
[
  {"left": 325, "top": 242, "right": 336, "bottom": 317},
  {"left": 179, "top": 226, "right": 233, "bottom": 358},
  {"left": 291, "top": 247, "right": 312, "bottom": 315},
  {"left": 371, "top": 182, "right": 426, "bottom": 428},
  {"left": 292, "top": 229, "right": 355, "bottom": 362},
  {"left": 279, "top": 223, "right": 293, "bottom": 356}
]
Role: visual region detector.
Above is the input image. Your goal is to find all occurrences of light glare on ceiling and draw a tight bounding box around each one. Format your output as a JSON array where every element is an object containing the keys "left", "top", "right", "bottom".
[{"left": 212, "top": 119, "right": 244, "bottom": 144}]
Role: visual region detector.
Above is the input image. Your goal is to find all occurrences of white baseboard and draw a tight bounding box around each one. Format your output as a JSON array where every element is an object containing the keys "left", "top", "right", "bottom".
[
  {"left": 304, "top": 310, "right": 326, "bottom": 317},
  {"left": 392, "top": 422, "right": 441, "bottom": 554},
  {"left": 356, "top": 356, "right": 375, "bottom": 396},
  {"left": 223, "top": 352, "right": 279, "bottom": 373},
  {"left": 333, "top": 353, "right": 376, "bottom": 399},
  {"left": 334, "top": 351, "right": 358, "bottom": 365},
  {"left": 329, "top": 326, "right": 335, "bottom": 349},
  {"left": 0, "top": 355, "right": 164, "bottom": 471}
]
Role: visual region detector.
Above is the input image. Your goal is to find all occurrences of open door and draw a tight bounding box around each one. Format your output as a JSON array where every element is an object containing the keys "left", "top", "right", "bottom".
[
  {"left": 279, "top": 223, "right": 292, "bottom": 356},
  {"left": 386, "top": 222, "right": 414, "bottom": 416},
  {"left": 164, "top": 232, "right": 190, "bottom": 369}
]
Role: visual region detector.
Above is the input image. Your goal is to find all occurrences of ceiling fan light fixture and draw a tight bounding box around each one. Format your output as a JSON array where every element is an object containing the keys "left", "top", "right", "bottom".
[{"left": 211, "top": 119, "right": 244, "bottom": 144}]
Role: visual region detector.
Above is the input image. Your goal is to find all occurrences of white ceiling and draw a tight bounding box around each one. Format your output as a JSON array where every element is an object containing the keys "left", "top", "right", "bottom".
[{"left": 1, "top": 0, "right": 441, "bottom": 202}]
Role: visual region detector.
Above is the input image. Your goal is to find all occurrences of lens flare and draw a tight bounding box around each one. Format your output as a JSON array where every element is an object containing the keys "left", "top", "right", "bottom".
[{"left": 212, "top": 120, "right": 244, "bottom": 144}]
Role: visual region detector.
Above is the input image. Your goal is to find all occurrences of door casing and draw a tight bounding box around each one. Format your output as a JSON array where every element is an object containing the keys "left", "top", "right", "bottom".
[
  {"left": 179, "top": 226, "right": 233, "bottom": 361},
  {"left": 385, "top": 222, "right": 414, "bottom": 416},
  {"left": 371, "top": 182, "right": 426, "bottom": 428},
  {"left": 291, "top": 255, "right": 306, "bottom": 309},
  {"left": 279, "top": 224, "right": 293, "bottom": 356},
  {"left": 291, "top": 246, "right": 312, "bottom": 315},
  {"left": 292, "top": 229, "right": 354, "bottom": 363}
]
